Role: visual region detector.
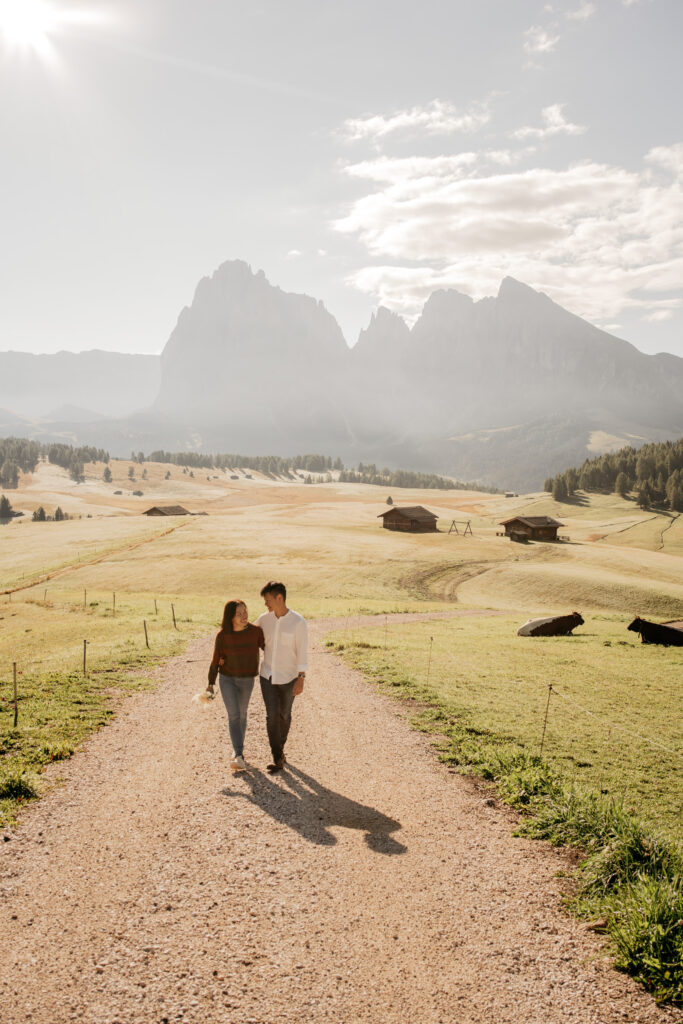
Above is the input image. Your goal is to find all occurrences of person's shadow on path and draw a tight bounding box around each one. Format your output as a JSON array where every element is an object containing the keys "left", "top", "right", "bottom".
[{"left": 222, "top": 763, "right": 406, "bottom": 855}]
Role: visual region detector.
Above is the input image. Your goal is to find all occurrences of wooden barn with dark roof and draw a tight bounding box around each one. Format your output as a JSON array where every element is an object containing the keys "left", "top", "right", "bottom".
[
  {"left": 499, "top": 515, "right": 563, "bottom": 542},
  {"left": 143, "top": 505, "right": 191, "bottom": 516},
  {"left": 378, "top": 506, "right": 439, "bottom": 533}
]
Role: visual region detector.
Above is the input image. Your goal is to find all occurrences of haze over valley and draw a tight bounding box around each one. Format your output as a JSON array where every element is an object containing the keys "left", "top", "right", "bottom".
[{"left": 2, "top": 261, "right": 681, "bottom": 490}]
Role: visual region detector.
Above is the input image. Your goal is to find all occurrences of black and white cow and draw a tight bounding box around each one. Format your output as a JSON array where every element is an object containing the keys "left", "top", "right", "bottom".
[{"left": 517, "top": 612, "right": 584, "bottom": 637}]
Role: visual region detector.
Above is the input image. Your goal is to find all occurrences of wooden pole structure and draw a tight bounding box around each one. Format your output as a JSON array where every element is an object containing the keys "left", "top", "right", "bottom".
[
  {"left": 171, "top": 604, "right": 177, "bottom": 630},
  {"left": 154, "top": 598, "right": 158, "bottom": 615},
  {"left": 540, "top": 684, "right": 553, "bottom": 757},
  {"left": 113, "top": 592, "right": 116, "bottom": 616},
  {"left": 426, "top": 636, "right": 434, "bottom": 686},
  {"left": 144, "top": 620, "right": 150, "bottom": 648},
  {"left": 384, "top": 615, "right": 388, "bottom": 650},
  {"left": 83, "top": 589, "right": 87, "bottom": 609},
  {"left": 83, "top": 640, "right": 88, "bottom": 676},
  {"left": 44, "top": 589, "right": 47, "bottom": 602},
  {"left": 13, "top": 662, "right": 18, "bottom": 728}
]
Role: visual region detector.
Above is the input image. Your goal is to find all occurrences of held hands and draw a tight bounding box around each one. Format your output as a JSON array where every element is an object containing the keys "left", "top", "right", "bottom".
[{"left": 293, "top": 672, "right": 305, "bottom": 696}]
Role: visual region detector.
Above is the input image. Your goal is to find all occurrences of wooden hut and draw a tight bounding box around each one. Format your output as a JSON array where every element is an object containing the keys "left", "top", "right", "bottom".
[
  {"left": 378, "top": 506, "right": 439, "bottom": 533},
  {"left": 143, "top": 505, "right": 191, "bottom": 516},
  {"left": 499, "top": 515, "right": 563, "bottom": 542}
]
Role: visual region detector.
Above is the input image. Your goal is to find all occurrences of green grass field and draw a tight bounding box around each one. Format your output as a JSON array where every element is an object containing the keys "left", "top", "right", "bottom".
[{"left": 329, "top": 615, "right": 683, "bottom": 842}]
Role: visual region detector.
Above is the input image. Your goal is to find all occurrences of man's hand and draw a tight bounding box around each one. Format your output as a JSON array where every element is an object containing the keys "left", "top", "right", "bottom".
[
  {"left": 293, "top": 673, "right": 305, "bottom": 696},
  {"left": 206, "top": 683, "right": 215, "bottom": 695}
]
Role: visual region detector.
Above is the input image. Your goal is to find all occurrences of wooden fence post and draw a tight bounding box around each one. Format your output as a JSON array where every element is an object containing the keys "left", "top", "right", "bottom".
[
  {"left": 144, "top": 620, "right": 150, "bottom": 648},
  {"left": 83, "top": 640, "right": 88, "bottom": 676},
  {"left": 539, "top": 684, "right": 553, "bottom": 757},
  {"left": 13, "top": 662, "right": 18, "bottom": 728},
  {"left": 171, "top": 604, "right": 177, "bottom": 630}
]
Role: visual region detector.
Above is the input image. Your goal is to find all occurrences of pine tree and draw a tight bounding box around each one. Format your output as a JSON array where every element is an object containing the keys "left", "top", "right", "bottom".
[
  {"left": 0, "top": 494, "right": 13, "bottom": 518},
  {"left": 615, "top": 472, "right": 629, "bottom": 497},
  {"left": 552, "top": 475, "right": 568, "bottom": 501},
  {"left": 103, "top": 466, "right": 112, "bottom": 483},
  {"left": 636, "top": 483, "right": 651, "bottom": 509},
  {"left": 32, "top": 506, "right": 46, "bottom": 522},
  {"left": 0, "top": 459, "right": 19, "bottom": 488}
]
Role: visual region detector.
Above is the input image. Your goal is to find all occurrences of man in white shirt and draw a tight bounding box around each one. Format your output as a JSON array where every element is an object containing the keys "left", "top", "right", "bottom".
[{"left": 256, "top": 580, "right": 307, "bottom": 773}]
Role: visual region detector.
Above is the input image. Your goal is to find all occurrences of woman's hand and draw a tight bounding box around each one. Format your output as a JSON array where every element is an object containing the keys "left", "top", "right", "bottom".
[{"left": 293, "top": 673, "right": 305, "bottom": 696}]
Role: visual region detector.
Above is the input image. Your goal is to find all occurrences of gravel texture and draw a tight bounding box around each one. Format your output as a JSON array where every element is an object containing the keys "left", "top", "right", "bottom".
[{"left": 1, "top": 614, "right": 680, "bottom": 1024}]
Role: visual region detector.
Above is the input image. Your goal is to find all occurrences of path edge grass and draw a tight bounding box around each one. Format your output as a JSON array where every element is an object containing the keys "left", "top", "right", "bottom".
[
  {"left": 0, "top": 629, "right": 201, "bottom": 829},
  {"left": 325, "top": 635, "right": 683, "bottom": 1007}
]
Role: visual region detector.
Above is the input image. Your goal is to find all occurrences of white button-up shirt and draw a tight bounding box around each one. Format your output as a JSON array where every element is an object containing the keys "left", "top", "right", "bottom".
[{"left": 256, "top": 609, "right": 307, "bottom": 686}]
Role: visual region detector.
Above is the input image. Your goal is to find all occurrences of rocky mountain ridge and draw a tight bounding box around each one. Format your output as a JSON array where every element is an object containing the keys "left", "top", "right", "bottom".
[{"left": 2, "top": 261, "right": 681, "bottom": 489}]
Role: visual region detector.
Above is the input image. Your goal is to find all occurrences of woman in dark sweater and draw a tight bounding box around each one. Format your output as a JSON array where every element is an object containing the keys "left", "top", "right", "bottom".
[{"left": 207, "top": 599, "right": 265, "bottom": 772}]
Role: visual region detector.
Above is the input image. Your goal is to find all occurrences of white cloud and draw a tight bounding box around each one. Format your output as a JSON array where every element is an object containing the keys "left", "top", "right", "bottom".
[
  {"left": 332, "top": 144, "right": 683, "bottom": 329},
  {"left": 524, "top": 25, "right": 561, "bottom": 53},
  {"left": 512, "top": 104, "right": 586, "bottom": 140},
  {"left": 644, "top": 308, "right": 676, "bottom": 322},
  {"left": 341, "top": 98, "right": 492, "bottom": 142},
  {"left": 286, "top": 249, "right": 302, "bottom": 258},
  {"left": 567, "top": 2, "right": 595, "bottom": 20}
]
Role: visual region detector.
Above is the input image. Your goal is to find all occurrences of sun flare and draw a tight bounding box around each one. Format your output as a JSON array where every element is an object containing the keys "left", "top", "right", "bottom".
[{"left": 0, "top": 0, "right": 61, "bottom": 52}]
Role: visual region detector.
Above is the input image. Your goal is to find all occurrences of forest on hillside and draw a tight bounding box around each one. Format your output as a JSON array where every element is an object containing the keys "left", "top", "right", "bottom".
[
  {"left": 0, "top": 437, "right": 109, "bottom": 488},
  {"left": 0, "top": 437, "right": 490, "bottom": 495},
  {"left": 545, "top": 438, "right": 683, "bottom": 510}
]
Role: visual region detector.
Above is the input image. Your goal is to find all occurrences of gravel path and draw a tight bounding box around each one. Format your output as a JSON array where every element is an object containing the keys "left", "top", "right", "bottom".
[{"left": 1, "top": 616, "right": 679, "bottom": 1024}]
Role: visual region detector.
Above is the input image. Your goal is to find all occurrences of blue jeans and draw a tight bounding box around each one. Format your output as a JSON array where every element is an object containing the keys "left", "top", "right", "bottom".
[{"left": 218, "top": 675, "right": 255, "bottom": 758}]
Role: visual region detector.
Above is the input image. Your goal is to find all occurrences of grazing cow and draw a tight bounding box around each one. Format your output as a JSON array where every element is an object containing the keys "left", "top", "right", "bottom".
[
  {"left": 627, "top": 617, "right": 683, "bottom": 646},
  {"left": 517, "top": 612, "right": 584, "bottom": 637}
]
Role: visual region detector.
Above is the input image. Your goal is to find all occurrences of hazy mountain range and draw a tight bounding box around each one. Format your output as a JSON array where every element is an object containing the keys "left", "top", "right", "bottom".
[{"left": 2, "top": 260, "right": 682, "bottom": 490}]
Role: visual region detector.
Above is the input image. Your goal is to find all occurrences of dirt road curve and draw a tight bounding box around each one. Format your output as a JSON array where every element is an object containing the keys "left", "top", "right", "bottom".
[{"left": 1, "top": 616, "right": 679, "bottom": 1024}]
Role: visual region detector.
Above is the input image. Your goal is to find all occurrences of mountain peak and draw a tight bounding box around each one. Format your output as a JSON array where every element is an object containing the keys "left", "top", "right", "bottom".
[{"left": 497, "top": 277, "right": 547, "bottom": 302}]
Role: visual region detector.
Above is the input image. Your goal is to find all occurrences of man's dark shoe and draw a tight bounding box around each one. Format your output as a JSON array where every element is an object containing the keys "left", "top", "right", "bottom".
[{"left": 266, "top": 756, "right": 286, "bottom": 773}]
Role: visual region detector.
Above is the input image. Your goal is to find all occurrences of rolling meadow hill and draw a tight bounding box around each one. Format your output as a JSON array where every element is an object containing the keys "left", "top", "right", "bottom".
[{"left": 2, "top": 261, "right": 682, "bottom": 489}]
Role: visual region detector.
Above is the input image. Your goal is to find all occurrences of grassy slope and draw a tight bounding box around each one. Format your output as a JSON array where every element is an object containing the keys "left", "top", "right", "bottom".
[{"left": 331, "top": 615, "right": 682, "bottom": 842}]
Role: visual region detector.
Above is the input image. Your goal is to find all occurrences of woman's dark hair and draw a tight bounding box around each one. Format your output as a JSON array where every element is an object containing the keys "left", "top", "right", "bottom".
[
  {"left": 221, "top": 599, "right": 246, "bottom": 632},
  {"left": 260, "top": 580, "right": 286, "bottom": 601}
]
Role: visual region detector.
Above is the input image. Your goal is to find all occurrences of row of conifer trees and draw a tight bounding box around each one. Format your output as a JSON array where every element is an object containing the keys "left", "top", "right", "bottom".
[{"left": 544, "top": 438, "right": 683, "bottom": 511}]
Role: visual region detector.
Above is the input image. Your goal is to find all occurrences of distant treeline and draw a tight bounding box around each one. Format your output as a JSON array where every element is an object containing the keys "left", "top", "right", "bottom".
[
  {"left": 340, "top": 464, "right": 499, "bottom": 492},
  {"left": 0, "top": 436, "right": 109, "bottom": 488},
  {"left": 136, "top": 450, "right": 494, "bottom": 491},
  {"left": 137, "top": 450, "right": 342, "bottom": 475},
  {"left": 545, "top": 437, "right": 683, "bottom": 510},
  {"left": 1, "top": 436, "right": 494, "bottom": 493}
]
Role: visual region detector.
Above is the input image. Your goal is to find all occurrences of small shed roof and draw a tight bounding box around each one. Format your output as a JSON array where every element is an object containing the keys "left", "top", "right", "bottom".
[
  {"left": 143, "top": 505, "right": 191, "bottom": 516},
  {"left": 499, "top": 515, "right": 564, "bottom": 527},
  {"left": 378, "top": 505, "right": 439, "bottom": 522}
]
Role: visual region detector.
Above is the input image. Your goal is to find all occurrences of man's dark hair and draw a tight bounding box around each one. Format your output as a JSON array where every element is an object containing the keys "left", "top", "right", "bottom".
[{"left": 260, "top": 580, "right": 286, "bottom": 601}]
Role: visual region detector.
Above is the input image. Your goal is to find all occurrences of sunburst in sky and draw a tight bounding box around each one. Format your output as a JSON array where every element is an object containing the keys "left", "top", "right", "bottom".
[{"left": 0, "top": 0, "right": 61, "bottom": 56}]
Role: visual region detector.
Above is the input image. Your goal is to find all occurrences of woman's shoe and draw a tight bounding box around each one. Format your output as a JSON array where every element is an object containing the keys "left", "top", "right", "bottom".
[{"left": 230, "top": 755, "right": 247, "bottom": 772}]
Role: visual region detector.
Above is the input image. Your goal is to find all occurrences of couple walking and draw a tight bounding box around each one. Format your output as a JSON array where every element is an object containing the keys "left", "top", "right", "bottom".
[{"left": 207, "top": 580, "right": 307, "bottom": 774}]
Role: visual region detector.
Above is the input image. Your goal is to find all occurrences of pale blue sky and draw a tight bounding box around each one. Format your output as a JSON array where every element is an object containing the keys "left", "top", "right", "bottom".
[{"left": 1, "top": 0, "right": 681, "bottom": 356}]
